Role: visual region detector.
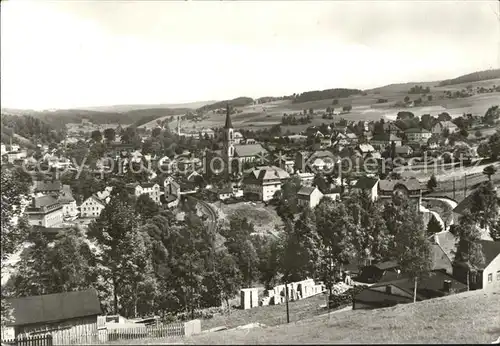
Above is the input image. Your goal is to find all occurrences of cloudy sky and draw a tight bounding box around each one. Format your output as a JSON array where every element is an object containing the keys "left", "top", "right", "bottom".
[{"left": 1, "top": 0, "right": 499, "bottom": 110}]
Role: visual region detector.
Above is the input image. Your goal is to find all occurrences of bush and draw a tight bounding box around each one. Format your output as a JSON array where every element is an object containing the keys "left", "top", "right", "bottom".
[{"left": 328, "top": 285, "right": 368, "bottom": 309}]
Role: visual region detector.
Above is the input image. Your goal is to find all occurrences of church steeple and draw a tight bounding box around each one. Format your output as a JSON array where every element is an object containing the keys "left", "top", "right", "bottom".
[
  {"left": 223, "top": 103, "right": 234, "bottom": 164},
  {"left": 224, "top": 103, "right": 233, "bottom": 129}
]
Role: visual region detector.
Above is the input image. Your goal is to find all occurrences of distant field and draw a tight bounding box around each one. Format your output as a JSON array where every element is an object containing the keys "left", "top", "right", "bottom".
[
  {"left": 185, "top": 286, "right": 500, "bottom": 344},
  {"left": 169, "top": 78, "right": 500, "bottom": 134}
]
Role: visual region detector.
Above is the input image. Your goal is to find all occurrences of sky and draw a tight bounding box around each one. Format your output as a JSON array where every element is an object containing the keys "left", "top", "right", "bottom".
[{"left": 1, "top": 0, "right": 499, "bottom": 110}]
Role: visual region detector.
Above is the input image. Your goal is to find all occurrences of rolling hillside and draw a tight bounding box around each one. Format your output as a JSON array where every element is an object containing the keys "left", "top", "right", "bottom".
[
  {"left": 185, "top": 286, "right": 500, "bottom": 344},
  {"left": 439, "top": 69, "right": 500, "bottom": 87}
]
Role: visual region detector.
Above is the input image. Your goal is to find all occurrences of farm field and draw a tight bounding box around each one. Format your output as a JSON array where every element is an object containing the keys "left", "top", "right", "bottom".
[
  {"left": 185, "top": 286, "right": 500, "bottom": 344},
  {"left": 168, "top": 78, "right": 500, "bottom": 134}
]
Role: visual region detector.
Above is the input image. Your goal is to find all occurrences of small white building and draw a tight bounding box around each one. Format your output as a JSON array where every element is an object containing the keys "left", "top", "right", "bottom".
[{"left": 297, "top": 186, "right": 324, "bottom": 209}]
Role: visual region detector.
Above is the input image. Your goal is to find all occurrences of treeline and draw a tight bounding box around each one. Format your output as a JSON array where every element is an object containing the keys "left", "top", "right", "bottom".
[
  {"left": 1, "top": 114, "right": 64, "bottom": 145},
  {"left": 438, "top": 69, "right": 500, "bottom": 87},
  {"left": 256, "top": 96, "right": 294, "bottom": 104},
  {"left": 408, "top": 85, "right": 430, "bottom": 94},
  {"left": 6, "top": 108, "right": 189, "bottom": 130},
  {"left": 196, "top": 97, "right": 254, "bottom": 113},
  {"left": 292, "top": 88, "right": 362, "bottom": 104}
]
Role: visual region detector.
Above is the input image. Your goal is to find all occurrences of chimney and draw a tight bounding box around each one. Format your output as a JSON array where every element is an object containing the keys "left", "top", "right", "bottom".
[{"left": 443, "top": 280, "right": 451, "bottom": 293}]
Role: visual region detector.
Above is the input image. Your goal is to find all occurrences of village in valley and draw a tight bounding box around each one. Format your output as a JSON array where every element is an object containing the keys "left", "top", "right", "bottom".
[
  {"left": 1, "top": 1, "right": 500, "bottom": 344},
  {"left": 2, "top": 72, "right": 500, "bottom": 344}
]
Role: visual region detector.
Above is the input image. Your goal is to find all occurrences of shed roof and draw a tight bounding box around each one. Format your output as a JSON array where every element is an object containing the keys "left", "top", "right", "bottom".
[{"left": 6, "top": 289, "right": 101, "bottom": 327}]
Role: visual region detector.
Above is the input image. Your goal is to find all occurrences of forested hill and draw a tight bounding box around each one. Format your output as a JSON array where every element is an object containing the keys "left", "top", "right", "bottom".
[
  {"left": 438, "top": 69, "right": 500, "bottom": 86},
  {"left": 292, "top": 88, "right": 362, "bottom": 103},
  {"left": 1, "top": 114, "right": 62, "bottom": 146},
  {"left": 196, "top": 97, "right": 254, "bottom": 113},
  {"left": 1, "top": 108, "right": 191, "bottom": 130}
]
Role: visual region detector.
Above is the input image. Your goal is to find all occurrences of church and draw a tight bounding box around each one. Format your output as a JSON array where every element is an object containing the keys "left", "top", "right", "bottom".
[{"left": 219, "top": 104, "right": 268, "bottom": 169}]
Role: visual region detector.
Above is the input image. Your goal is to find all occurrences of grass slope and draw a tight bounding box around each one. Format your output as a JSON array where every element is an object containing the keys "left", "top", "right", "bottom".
[{"left": 185, "top": 286, "right": 500, "bottom": 344}]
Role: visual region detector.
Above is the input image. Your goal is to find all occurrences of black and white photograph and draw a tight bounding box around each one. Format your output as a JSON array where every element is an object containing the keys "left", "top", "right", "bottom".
[{"left": 1, "top": 0, "right": 499, "bottom": 344}]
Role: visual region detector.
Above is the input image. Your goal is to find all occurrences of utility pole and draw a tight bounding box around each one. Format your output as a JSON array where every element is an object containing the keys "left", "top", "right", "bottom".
[
  {"left": 453, "top": 176, "right": 456, "bottom": 200},
  {"left": 464, "top": 173, "right": 467, "bottom": 198},
  {"left": 285, "top": 281, "right": 290, "bottom": 324}
]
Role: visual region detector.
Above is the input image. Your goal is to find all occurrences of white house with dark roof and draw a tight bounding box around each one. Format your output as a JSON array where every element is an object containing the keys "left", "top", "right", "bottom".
[
  {"left": 297, "top": 186, "right": 323, "bottom": 209},
  {"left": 352, "top": 177, "right": 380, "bottom": 201},
  {"left": 242, "top": 165, "right": 290, "bottom": 202},
  {"left": 405, "top": 128, "right": 432, "bottom": 143},
  {"left": 25, "top": 196, "right": 63, "bottom": 228},
  {"left": 432, "top": 121, "right": 458, "bottom": 135},
  {"left": 126, "top": 182, "right": 161, "bottom": 204},
  {"left": 355, "top": 144, "right": 376, "bottom": 157},
  {"left": 80, "top": 195, "right": 107, "bottom": 219},
  {"left": 58, "top": 185, "right": 78, "bottom": 218}
]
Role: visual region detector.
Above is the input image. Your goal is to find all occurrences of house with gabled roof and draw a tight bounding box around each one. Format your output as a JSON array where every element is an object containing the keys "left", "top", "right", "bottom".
[
  {"left": 370, "top": 133, "right": 402, "bottom": 149},
  {"left": 242, "top": 165, "right": 290, "bottom": 202},
  {"left": 79, "top": 195, "right": 107, "bottom": 219},
  {"left": 355, "top": 144, "right": 376, "bottom": 157},
  {"left": 453, "top": 239, "right": 500, "bottom": 290},
  {"left": 5, "top": 289, "right": 102, "bottom": 341},
  {"left": 33, "top": 180, "right": 63, "bottom": 196},
  {"left": 432, "top": 121, "right": 458, "bottom": 135},
  {"left": 378, "top": 178, "right": 422, "bottom": 206},
  {"left": 297, "top": 186, "right": 324, "bottom": 209},
  {"left": 405, "top": 128, "right": 432, "bottom": 143},
  {"left": 352, "top": 177, "right": 379, "bottom": 201},
  {"left": 353, "top": 270, "right": 467, "bottom": 310}
]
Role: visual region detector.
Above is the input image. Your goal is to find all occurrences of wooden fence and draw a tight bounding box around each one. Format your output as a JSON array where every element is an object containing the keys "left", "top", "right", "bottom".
[
  {"left": 51, "top": 320, "right": 197, "bottom": 345},
  {"left": 2, "top": 321, "right": 200, "bottom": 345},
  {"left": 2, "top": 334, "right": 53, "bottom": 346}
]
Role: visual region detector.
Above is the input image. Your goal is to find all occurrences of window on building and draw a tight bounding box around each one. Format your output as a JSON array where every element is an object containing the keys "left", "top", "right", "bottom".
[
  {"left": 488, "top": 273, "right": 493, "bottom": 283},
  {"left": 497, "top": 271, "right": 500, "bottom": 281}
]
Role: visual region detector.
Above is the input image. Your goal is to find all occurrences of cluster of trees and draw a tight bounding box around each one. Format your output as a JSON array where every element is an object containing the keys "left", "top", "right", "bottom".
[
  {"left": 477, "top": 130, "right": 500, "bottom": 160},
  {"left": 483, "top": 106, "right": 500, "bottom": 126},
  {"left": 292, "top": 89, "right": 362, "bottom": 104},
  {"left": 281, "top": 114, "right": 312, "bottom": 126},
  {"left": 274, "top": 179, "right": 432, "bottom": 301},
  {"left": 1, "top": 114, "right": 65, "bottom": 145},
  {"left": 256, "top": 96, "right": 294, "bottom": 104},
  {"left": 451, "top": 182, "right": 500, "bottom": 288},
  {"left": 408, "top": 85, "right": 431, "bottom": 94}
]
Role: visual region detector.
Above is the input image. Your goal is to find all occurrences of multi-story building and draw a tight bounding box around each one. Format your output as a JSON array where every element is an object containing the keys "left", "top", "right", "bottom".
[
  {"left": 242, "top": 165, "right": 290, "bottom": 202},
  {"left": 432, "top": 121, "right": 458, "bottom": 135},
  {"left": 58, "top": 186, "right": 78, "bottom": 219},
  {"left": 126, "top": 182, "right": 161, "bottom": 204},
  {"left": 405, "top": 128, "right": 432, "bottom": 143},
  {"left": 377, "top": 178, "right": 422, "bottom": 207},
  {"left": 25, "top": 196, "right": 63, "bottom": 228},
  {"left": 79, "top": 195, "right": 107, "bottom": 219}
]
